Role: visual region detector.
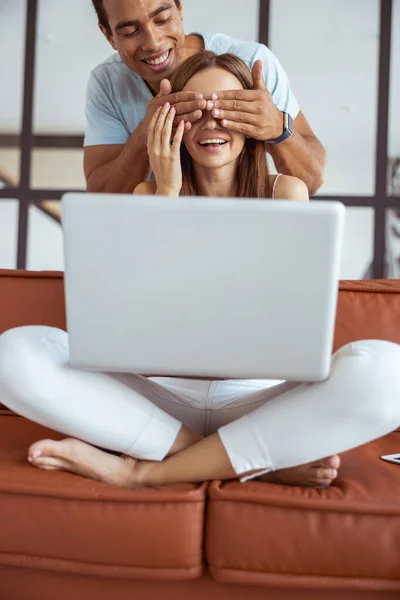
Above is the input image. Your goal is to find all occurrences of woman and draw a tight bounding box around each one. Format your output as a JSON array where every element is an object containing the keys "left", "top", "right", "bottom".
[
  {"left": 0, "top": 54, "right": 399, "bottom": 490},
  {"left": 134, "top": 51, "right": 309, "bottom": 202}
]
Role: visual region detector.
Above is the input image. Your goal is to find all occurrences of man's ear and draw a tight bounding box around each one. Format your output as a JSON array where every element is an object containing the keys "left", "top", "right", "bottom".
[{"left": 98, "top": 23, "right": 117, "bottom": 51}]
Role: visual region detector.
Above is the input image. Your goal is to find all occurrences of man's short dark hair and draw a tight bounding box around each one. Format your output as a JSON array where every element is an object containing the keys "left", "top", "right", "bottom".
[{"left": 92, "top": 0, "right": 181, "bottom": 35}]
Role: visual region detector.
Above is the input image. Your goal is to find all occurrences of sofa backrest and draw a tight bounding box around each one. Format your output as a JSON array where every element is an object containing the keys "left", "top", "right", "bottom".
[
  {"left": 0, "top": 270, "right": 66, "bottom": 334},
  {"left": 1, "top": 270, "right": 400, "bottom": 345},
  {"left": 333, "top": 280, "right": 400, "bottom": 349}
]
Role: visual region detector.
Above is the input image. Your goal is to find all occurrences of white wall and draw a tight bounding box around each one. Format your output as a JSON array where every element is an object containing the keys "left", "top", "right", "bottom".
[
  {"left": 389, "top": 0, "right": 400, "bottom": 157},
  {"left": 0, "top": 0, "right": 398, "bottom": 277}
]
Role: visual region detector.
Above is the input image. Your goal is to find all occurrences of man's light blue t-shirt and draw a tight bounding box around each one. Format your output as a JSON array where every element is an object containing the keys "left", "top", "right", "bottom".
[{"left": 84, "top": 32, "right": 300, "bottom": 147}]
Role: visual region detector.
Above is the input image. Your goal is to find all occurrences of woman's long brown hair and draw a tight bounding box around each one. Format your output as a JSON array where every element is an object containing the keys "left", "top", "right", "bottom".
[{"left": 169, "top": 51, "right": 272, "bottom": 198}]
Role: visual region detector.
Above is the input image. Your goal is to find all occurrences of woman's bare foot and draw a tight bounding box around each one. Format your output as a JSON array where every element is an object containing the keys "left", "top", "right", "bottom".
[
  {"left": 260, "top": 455, "right": 341, "bottom": 487},
  {"left": 27, "top": 425, "right": 202, "bottom": 488},
  {"left": 28, "top": 438, "right": 139, "bottom": 487}
]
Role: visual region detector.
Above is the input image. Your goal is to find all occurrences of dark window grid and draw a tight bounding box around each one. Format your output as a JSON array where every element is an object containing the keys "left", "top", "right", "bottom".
[{"left": 0, "top": 0, "right": 395, "bottom": 276}]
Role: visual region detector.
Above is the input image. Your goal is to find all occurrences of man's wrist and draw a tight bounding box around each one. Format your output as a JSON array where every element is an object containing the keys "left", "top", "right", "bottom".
[
  {"left": 267, "top": 111, "right": 294, "bottom": 145},
  {"left": 136, "top": 119, "right": 149, "bottom": 148}
]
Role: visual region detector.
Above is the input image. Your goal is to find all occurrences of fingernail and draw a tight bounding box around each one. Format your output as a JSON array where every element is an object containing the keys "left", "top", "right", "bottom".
[
  {"left": 33, "top": 450, "right": 43, "bottom": 459},
  {"left": 212, "top": 93, "right": 218, "bottom": 100},
  {"left": 170, "top": 106, "right": 176, "bottom": 113},
  {"left": 213, "top": 109, "right": 220, "bottom": 117},
  {"left": 193, "top": 110, "right": 200, "bottom": 118},
  {"left": 28, "top": 456, "right": 33, "bottom": 463},
  {"left": 222, "top": 120, "right": 229, "bottom": 127},
  {"left": 164, "top": 102, "right": 170, "bottom": 109},
  {"left": 195, "top": 93, "right": 203, "bottom": 100},
  {"left": 207, "top": 101, "right": 214, "bottom": 110}
]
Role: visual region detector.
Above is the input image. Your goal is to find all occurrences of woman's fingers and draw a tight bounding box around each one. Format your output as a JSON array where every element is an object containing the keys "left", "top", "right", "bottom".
[
  {"left": 162, "top": 106, "right": 176, "bottom": 153},
  {"left": 147, "top": 106, "right": 162, "bottom": 150},
  {"left": 172, "top": 119, "right": 185, "bottom": 153},
  {"left": 153, "top": 102, "right": 171, "bottom": 151}
]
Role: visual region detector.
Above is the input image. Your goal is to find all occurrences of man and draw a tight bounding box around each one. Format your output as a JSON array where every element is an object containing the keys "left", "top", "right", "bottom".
[{"left": 85, "top": 0, "right": 326, "bottom": 195}]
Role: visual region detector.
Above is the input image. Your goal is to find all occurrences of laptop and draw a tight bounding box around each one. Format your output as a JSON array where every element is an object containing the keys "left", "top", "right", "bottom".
[{"left": 61, "top": 193, "right": 345, "bottom": 381}]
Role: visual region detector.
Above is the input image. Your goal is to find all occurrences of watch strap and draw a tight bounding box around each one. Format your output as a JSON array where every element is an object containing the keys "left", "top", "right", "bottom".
[{"left": 267, "top": 112, "right": 294, "bottom": 145}]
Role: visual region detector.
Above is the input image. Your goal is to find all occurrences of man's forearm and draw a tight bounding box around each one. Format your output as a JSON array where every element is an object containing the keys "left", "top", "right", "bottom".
[
  {"left": 86, "top": 125, "right": 150, "bottom": 194},
  {"left": 268, "top": 132, "right": 326, "bottom": 196}
]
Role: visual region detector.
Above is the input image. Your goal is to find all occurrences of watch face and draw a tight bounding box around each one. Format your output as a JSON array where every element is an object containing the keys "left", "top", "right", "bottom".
[
  {"left": 284, "top": 112, "right": 289, "bottom": 129},
  {"left": 286, "top": 113, "right": 294, "bottom": 134}
]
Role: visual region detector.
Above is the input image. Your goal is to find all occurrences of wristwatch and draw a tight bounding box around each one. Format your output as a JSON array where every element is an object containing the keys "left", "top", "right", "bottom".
[{"left": 267, "top": 112, "right": 294, "bottom": 145}]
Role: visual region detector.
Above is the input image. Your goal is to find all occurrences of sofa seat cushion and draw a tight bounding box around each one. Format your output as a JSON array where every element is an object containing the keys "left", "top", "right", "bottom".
[
  {"left": 206, "top": 432, "right": 400, "bottom": 592},
  {"left": 0, "top": 414, "right": 206, "bottom": 581}
]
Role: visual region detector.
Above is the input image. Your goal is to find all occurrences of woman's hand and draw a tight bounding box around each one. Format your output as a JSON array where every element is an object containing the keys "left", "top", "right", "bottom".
[{"left": 147, "top": 102, "right": 186, "bottom": 196}]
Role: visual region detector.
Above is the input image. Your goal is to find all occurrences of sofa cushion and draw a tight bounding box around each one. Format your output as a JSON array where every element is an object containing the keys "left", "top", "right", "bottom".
[
  {"left": 206, "top": 432, "right": 400, "bottom": 592},
  {"left": 0, "top": 414, "right": 206, "bottom": 581}
]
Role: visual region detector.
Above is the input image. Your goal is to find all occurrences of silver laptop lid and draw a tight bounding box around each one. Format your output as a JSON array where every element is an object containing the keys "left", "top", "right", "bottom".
[{"left": 62, "top": 194, "right": 344, "bottom": 381}]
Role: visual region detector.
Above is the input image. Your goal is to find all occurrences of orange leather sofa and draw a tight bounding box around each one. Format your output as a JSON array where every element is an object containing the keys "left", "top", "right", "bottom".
[{"left": 1, "top": 270, "right": 400, "bottom": 600}]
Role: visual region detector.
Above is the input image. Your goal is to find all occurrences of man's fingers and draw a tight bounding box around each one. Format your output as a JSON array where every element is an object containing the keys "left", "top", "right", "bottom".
[
  {"left": 173, "top": 110, "right": 203, "bottom": 128},
  {"left": 208, "top": 99, "right": 257, "bottom": 113},
  {"left": 209, "top": 89, "right": 259, "bottom": 102},
  {"left": 173, "top": 91, "right": 203, "bottom": 104},
  {"left": 211, "top": 110, "right": 259, "bottom": 125},
  {"left": 251, "top": 60, "right": 266, "bottom": 90},
  {"left": 158, "top": 78, "right": 172, "bottom": 98},
  {"left": 221, "top": 119, "right": 253, "bottom": 136},
  {"left": 173, "top": 98, "right": 206, "bottom": 116}
]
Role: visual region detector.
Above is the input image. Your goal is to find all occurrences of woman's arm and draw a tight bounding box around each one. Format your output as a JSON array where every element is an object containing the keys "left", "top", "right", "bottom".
[
  {"left": 273, "top": 175, "right": 309, "bottom": 201},
  {"left": 133, "top": 182, "right": 157, "bottom": 195}
]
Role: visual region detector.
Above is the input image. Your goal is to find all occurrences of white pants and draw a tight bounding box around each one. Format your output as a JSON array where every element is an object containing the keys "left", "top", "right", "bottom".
[{"left": 1, "top": 326, "right": 400, "bottom": 481}]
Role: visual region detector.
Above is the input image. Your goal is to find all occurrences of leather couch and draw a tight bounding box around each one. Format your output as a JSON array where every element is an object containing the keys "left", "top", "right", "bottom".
[{"left": 1, "top": 270, "right": 400, "bottom": 600}]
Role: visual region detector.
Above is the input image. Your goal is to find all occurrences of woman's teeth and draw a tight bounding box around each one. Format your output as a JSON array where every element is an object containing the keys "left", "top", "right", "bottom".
[
  {"left": 199, "top": 139, "right": 227, "bottom": 146},
  {"left": 145, "top": 51, "right": 169, "bottom": 66}
]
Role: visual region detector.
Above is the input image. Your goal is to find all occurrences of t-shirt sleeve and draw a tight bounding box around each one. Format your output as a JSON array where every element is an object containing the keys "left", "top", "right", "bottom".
[
  {"left": 84, "top": 70, "right": 130, "bottom": 147},
  {"left": 253, "top": 44, "right": 300, "bottom": 119}
]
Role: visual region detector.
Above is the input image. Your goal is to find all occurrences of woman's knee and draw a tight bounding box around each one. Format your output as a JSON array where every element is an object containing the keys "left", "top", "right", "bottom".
[
  {"left": 332, "top": 339, "right": 400, "bottom": 422},
  {"left": 0, "top": 326, "right": 66, "bottom": 397},
  {"left": 333, "top": 339, "right": 400, "bottom": 374}
]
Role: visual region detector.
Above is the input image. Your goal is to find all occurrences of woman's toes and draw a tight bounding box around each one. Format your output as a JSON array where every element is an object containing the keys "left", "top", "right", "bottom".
[
  {"left": 312, "top": 467, "right": 337, "bottom": 485},
  {"left": 324, "top": 455, "right": 341, "bottom": 470}
]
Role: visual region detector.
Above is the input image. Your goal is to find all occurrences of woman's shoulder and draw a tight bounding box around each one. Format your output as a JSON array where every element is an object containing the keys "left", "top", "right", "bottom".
[
  {"left": 133, "top": 181, "right": 157, "bottom": 195},
  {"left": 269, "top": 174, "right": 309, "bottom": 202}
]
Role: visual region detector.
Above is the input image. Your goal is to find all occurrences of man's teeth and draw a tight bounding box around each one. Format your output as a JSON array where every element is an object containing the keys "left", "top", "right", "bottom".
[
  {"left": 199, "top": 139, "right": 227, "bottom": 146},
  {"left": 145, "top": 51, "right": 169, "bottom": 66}
]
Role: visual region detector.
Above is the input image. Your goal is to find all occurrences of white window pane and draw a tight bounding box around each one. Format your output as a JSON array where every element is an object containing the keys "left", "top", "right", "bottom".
[
  {"left": 31, "top": 149, "right": 85, "bottom": 190},
  {"left": 270, "top": 0, "right": 380, "bottom": 196},
  {"left": 27, "top": 204, "right": 64, "bottom": 271},
  {"left": 0, "top": 200, "right": 19, "bottom": 269},
  {"left": 0, "top": 0, "right": 26, "bottom": 134},
  {"left": 34, "top": 0, "right": 112, "bottom": 134},
  {"left": 389, "top": 0, "right": 400, "bottom": 169},
  {"left": 340, "top": 208, "right": 375, "bottom": 279},
  {"left": 185, "top": 0, "right": 259, "bottom": 42},
  {"left": 0, "top": 148, "right": 21, "bottom": 187}
]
